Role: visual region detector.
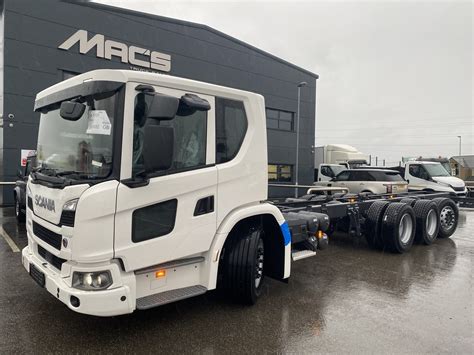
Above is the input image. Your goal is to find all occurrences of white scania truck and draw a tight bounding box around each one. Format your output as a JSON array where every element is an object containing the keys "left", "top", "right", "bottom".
[
  {"left": 23, "top": 70, "right": 332, "bottom": 316},
  {"left": 23, "top": 70, "right": 460, "bottom": 317}
]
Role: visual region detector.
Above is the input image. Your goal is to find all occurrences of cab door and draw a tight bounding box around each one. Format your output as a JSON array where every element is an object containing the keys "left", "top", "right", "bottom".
[{"left": 114, "top": 83, "right": 217, "bottom": 271}]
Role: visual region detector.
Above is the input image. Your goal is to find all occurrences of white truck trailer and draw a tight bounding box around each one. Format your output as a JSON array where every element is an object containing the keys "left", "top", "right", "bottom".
[
  {"left": 23, "top": 70, "right": 460, "bottom": 317},
  {"left": 314, "top": 144, "right": 368, "bottom": 181}
]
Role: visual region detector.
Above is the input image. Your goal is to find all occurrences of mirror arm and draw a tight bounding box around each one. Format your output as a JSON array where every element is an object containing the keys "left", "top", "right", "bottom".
[{"left": 121, "top": 177, "right": 150, "bottom": 188}]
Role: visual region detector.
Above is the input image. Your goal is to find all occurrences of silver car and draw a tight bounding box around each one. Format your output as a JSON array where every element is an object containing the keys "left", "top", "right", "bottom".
[{"left": 322, "top": 169, "right": 408, "bottom": 194}]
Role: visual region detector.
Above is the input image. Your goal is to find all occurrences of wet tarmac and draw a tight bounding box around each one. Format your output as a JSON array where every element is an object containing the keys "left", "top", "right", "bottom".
[{"left": 0, "top": 207, "right": 472, "bottom": 353}]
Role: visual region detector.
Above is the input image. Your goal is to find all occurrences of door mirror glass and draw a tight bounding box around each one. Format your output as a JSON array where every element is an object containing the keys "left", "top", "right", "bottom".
[
  {"left": 60, "top": 101, "right": 86, "bottom": 121},
  {"left": 142, "top": 125, "right": 174, "bottom": 173},
  {"left": 145, "top": 92, "right": 180, "bottom": 120}
]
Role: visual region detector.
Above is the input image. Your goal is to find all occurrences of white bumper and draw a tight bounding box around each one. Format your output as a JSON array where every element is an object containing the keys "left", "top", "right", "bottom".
[{"left": 22, "top": 246, "right": 135, "bottom": 317}]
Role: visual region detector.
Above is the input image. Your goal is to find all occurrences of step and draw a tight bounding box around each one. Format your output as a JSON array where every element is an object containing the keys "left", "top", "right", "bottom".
[
  {"left": 292, "top": 250, "right": 316, "bottom": 261},
  {"left": 136, "top": 285, "right": 207, "bottom": 310}
]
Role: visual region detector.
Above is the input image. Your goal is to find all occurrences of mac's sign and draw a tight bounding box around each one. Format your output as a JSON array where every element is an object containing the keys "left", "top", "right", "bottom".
[{"left": 58, "top": 30, "right": 171, "bottom": 72}]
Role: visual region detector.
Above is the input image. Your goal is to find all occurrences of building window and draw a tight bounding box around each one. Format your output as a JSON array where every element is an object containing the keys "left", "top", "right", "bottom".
[
  {"left": 61, "top": 70, "right": 80, "bottom": 80},
  {"left": 266, "top": 108, "right": 294, "bottom": 131},
  {"left": 268, "top": 164, "right": 293, "bottom": 182},
  {"left": 216, "top": 98, "right": 248, "bottom": 164}
]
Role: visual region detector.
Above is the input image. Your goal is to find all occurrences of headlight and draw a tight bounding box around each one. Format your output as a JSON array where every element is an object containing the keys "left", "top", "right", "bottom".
[
  {"left": 72, "top": 271, "right": 113, "bottom": 291},
  {"left": 63, "top": 199, "right": 79, "bottom": 212}
]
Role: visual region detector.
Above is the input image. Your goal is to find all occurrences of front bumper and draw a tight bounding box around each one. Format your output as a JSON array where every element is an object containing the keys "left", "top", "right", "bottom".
[{"left": 22, "top": 246, "right": 135, "bottom": 317}]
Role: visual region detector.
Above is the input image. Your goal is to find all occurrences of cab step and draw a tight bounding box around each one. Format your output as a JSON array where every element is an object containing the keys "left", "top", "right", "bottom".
[
  {"left": 136, "top": 285, "right": 207, "bottom": 310},
  {"left": 292, "top": 250, "right": 316, "bottom": 261}
]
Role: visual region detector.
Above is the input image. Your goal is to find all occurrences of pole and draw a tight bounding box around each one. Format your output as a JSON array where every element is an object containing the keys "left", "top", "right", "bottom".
[
  {"left": 295, "top": 87, "right": 301, "bottom": 198},
  {"left": 369, "top": 154, "right": 372, "bottom": 166},
  {"left": 295, "top": 82, "right": 307, "bottom": 198},
  {"left": 457, "top": 135, "right": 461, "bottom": 156},
  {"left": 375, "top": 156, "right": 378, "bottom": 166}
]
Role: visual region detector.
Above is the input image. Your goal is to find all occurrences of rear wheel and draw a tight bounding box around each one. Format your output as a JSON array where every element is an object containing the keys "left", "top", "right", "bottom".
[
  {"left": 381, "top": 203, "right": 416, "bottom": 253},
  {"left": 364, "top": 201, "right": 390, "bottom": 249},
  {"left": 220, "top": 226, "right": 265, "bottom": 305},
  {"left": 400, "top": 198, "right": 417, "bottom": 206},
  {"left": 14, "top": 195, "right": 25, "bottom": 223},
  {"left": 432, "top": 198, "right": 458, "bottom": 238},
  {"left": 413, "top": 200, "right": 439, "bottom": 245}
]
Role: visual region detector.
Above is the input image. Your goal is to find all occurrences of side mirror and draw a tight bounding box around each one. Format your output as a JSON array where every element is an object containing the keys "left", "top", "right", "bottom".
[
  {"left": 17, "top": 169, "right": 23, "bottom": 179},
  {"left": 60, "top": 101, "right": 86, "bottom": 121},
  {"left": 177, "top": 94, "right": 211, "bottom": 116},
  {"left": 142, "top": 125, "right": 174, "bottom": 173},
  {"left": 145, "top": 93, "right": 179, "bottom": 120}
]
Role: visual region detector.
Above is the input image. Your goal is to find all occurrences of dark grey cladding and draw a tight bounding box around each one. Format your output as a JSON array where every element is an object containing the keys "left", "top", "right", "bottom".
[{"left": 0, "top": 0, "right": 317, "bottom": 204}]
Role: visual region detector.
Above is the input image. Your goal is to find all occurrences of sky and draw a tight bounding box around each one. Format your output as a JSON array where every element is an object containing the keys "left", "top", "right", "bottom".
[{"left": 96, "top": 0, "right": 473, "bottom": 165}]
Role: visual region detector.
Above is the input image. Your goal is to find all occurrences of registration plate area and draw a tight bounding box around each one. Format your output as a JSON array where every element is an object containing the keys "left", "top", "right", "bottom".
[{"left": 29, "top": 264, "right": 45, "bottom": 288}]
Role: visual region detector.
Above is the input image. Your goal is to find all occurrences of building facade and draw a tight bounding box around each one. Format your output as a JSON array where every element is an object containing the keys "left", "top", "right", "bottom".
[{"left": 0, "top": 0, "right": 318, "bottom": 204}]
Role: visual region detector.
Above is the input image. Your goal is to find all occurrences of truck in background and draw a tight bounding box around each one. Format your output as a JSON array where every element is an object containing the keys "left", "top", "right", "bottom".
[
  {"left": 390, "top": 161, "right": 467, "bottom": 196},
  {"left": 314, "top": 144, "right": 368, "bottom": 181}
]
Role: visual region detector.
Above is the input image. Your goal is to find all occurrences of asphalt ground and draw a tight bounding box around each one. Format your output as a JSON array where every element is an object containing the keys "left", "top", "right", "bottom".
[{"left": 0, "top": 207, "right": 472, "bottom": 353}]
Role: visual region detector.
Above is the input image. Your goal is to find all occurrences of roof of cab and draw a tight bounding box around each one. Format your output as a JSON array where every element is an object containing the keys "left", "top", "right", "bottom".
[{"left": 35, "top": 69, "right": 264, "bottom": 103}]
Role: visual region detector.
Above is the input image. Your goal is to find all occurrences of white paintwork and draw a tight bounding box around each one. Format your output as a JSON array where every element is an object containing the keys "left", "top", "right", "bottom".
[
  {"left": 314, "top": 144, "right": 368, "bottom": 168},
  {"left": 316, "top": 163, "right": 347, "bottom": 182},
  {"left": 24, "top": 70, "right": 291, "bottom": 316},
  {"left": 404, "top": 161, "right": 467, "bottom": 196}
]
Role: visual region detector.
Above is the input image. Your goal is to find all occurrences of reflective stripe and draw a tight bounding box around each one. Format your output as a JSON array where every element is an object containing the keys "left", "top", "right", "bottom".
[{"left": 280, "top": 221, "right": 291, "bottom": 246}]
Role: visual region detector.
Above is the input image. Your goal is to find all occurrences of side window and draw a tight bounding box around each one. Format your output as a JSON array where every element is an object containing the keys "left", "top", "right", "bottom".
[
  {"left": 409, "top": 165, "right": 421, "bottom": 178},
  {"left": 336, "top": 171, "right": 350, "bottom": 181},
  {"left": 321, "top": 166, "right": 333, "bottom": 177},
  {"left": 215, "top": 98, "right": 247, "bottom": 164},
  {"left": 132, "top": 93, "right": 207, "bottom": 175},
  {"left": 132, "top": 199, "right": 177, "bottom": 243}
]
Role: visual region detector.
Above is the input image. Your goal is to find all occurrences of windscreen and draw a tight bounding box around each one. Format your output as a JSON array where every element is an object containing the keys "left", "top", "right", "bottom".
[
  {"left": 37, "top": 91, "right": 118, "bottom": 178},
  {"left": 331, "top": 165, "right": 346, "bottom": 176},
  {"left": 424, "top": 164, "right": 451, "bottom": 177}
]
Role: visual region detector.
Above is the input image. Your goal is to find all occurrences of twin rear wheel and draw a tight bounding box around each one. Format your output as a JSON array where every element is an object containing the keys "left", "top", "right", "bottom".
[{"left": 365, "top": 197, "right": 457, "bottom": 253}]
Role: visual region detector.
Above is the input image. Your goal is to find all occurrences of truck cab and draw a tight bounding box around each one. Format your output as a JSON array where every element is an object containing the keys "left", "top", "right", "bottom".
[
  {"left": 23, "top": 70, "right": 323, "bottom": 316},
  {"left": 404, "top": 161, "right": 467, "bottom": 196},
  {"left": 315, "top": 163, "right": 347, "bottom": 182}
]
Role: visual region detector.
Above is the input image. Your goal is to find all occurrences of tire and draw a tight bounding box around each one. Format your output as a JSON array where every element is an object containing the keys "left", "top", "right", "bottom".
[
  {"left": 220, "top": 226, "right": 265, "bottom": 305},
  {"left": 413, "top": 200, "right": 439, "bottom": 245},
  {"left": 431, "top": 198, "right": 458, "bottom": 238},
  {"left": 14, "top": 195, "right": 25, "bottom": 223},
  {"left": 364, "top": 201, "right": 390, "bottom": 249},
  {"left": 381, "top": 202, "right": 416, "bottom": 253},
  {"left": 400, "top": 198, "right": 417, "bottom": 206}
]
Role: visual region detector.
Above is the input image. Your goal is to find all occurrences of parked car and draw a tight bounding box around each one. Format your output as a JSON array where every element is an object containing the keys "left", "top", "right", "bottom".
[
  {"left": 315, "top": 169, "right": 408, "bottom": 194},
  {"left": 13, "top": 155, "right": 36, "bottom": 222}
]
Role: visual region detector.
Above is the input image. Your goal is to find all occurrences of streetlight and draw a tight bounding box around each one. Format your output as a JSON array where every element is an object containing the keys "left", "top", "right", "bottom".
[
  {"left": 295, "top": 81, "right": 307, "bottom": 197},
  {"left": 457, "top": 135, "right": 461, "bottom": 156}
]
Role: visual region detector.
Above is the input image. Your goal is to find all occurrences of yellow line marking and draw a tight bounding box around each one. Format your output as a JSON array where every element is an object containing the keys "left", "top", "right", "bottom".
[{"left": 0, "top": 225, "right": 20, "bottom": 253}]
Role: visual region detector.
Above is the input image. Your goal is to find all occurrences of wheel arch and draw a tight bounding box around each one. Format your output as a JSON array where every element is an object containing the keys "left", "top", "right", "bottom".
[{"left": 206, "top": 203, "right": 291, "bottom": 290}]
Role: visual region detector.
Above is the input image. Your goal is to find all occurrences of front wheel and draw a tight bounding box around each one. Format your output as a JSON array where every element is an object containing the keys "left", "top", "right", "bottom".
[
  {"left": 220, "top": 227, "right": 265, "bottom": 305},
  {"left": 15, "top": 196, "right": 25, "bottom": 223}
]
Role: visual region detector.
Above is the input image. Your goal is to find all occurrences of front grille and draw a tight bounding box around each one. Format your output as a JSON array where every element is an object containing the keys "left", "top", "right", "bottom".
[
  {"left": 37, "top": 245, "right": 66, "bottom": 271},
  {"left": 452, "top": 186, "right": 465, "bottom": 192},
  {"left": 33, "top": 222, "right": 62, "bottom": 250},
  {"left": 27, "top": 196, "right": 33, "bottom": 210},
  {"left": 60, "top": 210, "right": 76, "bottom": 227}
]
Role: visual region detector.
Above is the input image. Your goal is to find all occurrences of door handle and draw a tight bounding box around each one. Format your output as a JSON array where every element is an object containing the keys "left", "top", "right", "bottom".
[{"left": 194, "top": 196, "right": 214, "bottom": 216}]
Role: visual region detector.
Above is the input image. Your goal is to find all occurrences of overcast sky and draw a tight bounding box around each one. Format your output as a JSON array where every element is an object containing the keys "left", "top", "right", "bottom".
[{"left": 97, "top": 0, "right": 473, "bottom": 165}]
